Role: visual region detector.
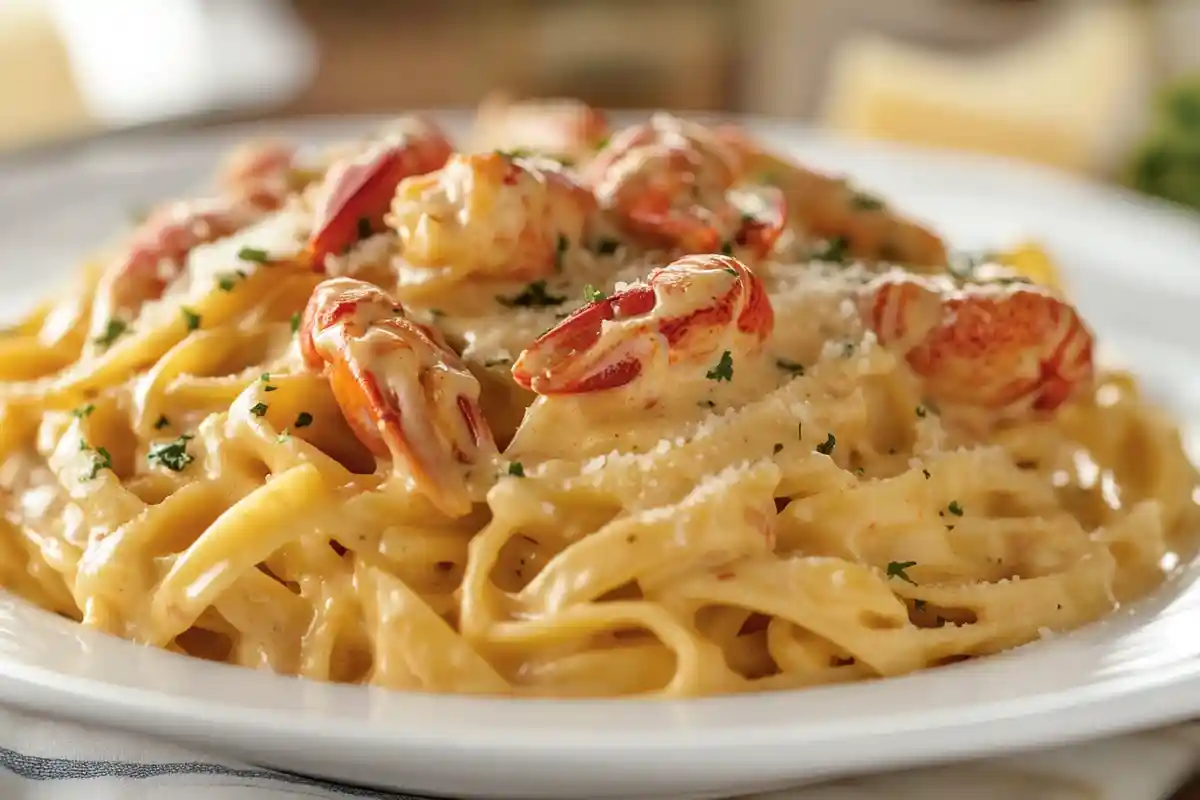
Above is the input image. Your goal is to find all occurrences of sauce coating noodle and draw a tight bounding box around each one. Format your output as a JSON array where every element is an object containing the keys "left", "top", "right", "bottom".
[{"left": 0, "top": 102, "right": 1196, "bottom": 697}]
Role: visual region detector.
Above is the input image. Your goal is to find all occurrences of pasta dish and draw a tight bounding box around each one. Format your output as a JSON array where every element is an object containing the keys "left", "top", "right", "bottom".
[{"left": 0, "top": 98, "right": 1196, "bottom": 698}]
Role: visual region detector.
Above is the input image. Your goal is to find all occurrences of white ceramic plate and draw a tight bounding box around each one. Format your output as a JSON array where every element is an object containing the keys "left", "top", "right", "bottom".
[{"left": 1, "top": 115, "right": 1200, "bottom": 800}]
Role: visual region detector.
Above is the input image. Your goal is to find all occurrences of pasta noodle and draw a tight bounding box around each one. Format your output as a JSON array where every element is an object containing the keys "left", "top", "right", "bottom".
[{"left": 0, "top": 100, "right": 1196, "bottom": 699}]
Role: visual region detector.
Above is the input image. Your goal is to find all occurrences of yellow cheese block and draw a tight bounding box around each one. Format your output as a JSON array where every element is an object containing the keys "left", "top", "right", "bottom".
[{"left": 821, "top": 5, "right": 1152, "bottom": 176}]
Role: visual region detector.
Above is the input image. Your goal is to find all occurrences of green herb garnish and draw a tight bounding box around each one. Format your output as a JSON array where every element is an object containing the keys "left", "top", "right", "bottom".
[
  {"left": 508, "top": 461, "right": 525, "bottom": 477},
  {"left": 216, "top": 274, "right": 237, "bottom": 292},
  {"left": 815, "top": 433, "right": 836, "bottom": 455},
  {"left": 93, "top": 318, "right": 129, "bottom": 348},
  {"left": 705, "top": 351, "right": 734, "bottom": 382},
  {"left": 886, "top": 560, "right": 918, "bottom": 585},
  {"left": 237, "top": 247, "right": 269, "bottom": 264},
  {"left": 147, "top": 435, "right": 194, "bottom": 472},
  {"left": 583, "top": 284, "right": 607, "bottom": 303},
  {"left": 81, "top": 445, "right": 112, "bottom": 482},
  {"left": 497, "top": 281, "right": 566, "bottom": 308},
  {"left": 290, "top": 311, "right": 301, "bottom": 334},
  {"left": 812, "top": 236, "right": 849, "bottom": 264},
  {"left": 154, "top": 415, "right": 170, "bottom": 430},
  {"left": 250, "top": 402, "right": 268, "bottom": 417},
  {"left": 71, "top": 404, "right": 95, "bottom": 419},
  {"left": 181, "top": 307, "right": 201, "bottom": 332},
  {"left": 947, "top": 500, "right": 964, "bottom": 517},
  {"left": 294, "top": 412, "right": 313, "bottom": 428}
]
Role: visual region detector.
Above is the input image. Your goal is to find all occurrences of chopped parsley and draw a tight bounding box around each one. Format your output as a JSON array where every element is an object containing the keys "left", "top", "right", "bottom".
[
  {"left": 705, "top": 351, "right": 734, "bottom": 382},
  {"left": 497, "top": 281, "right": 566, "bottom": 308},
  {"left": 93, "top": 318, "right": 129, "bottom": 348},
  {"left": 815, "top": 433, "right": 836, "bottom": 455},
  {"left": 922, "top": 468, "right": 931, "bottom": 480},
  {"left": 181, "top": 307, "right": 201, "bottom": 332},
  {"left": 720, "top": 241, "right": 734, "bottom": 256},
  {"left": 850, "top": 191, "right": 886, "bottom": 211},
  {"left": 81, "top": 445, "right": 112, "bottom": 482},
  {"left": 260, "top": 372, "right": 277, "bottom": 392},
  {"left": 249, "top": 402, "right": 269, "bottom": 417},
  {"left": 507, "top": 461, "right": 525, "bottom": 478},
  {"left": 723, "top": 265, "right": 738, "bottom": 276},
  {"left": 147, "top": 435, "right": 194, "bottom": 472},
  {"left": 886, "top": 560, "right": 918, "bottom": 585},
  {"left": 357, "top": 217, "right": 373, "bottom": 240},
  {"left": 916, "top": 405, "right": 927, "bottom": 418},
  {"left": 583, "top": 284, "right": 607, "bottom": 303},
  {"left": 812, "top": 236, "right": 849, "bottom": 264},
  {"left": 593, "top": 134, "right": 611, "bottom": 151},
  {"left": 237, "top": 246, "right": 269, "bottom": 264},
  {"left": 71, "top": 403, "right": 95, "bottom": 419},
  {"left": 775, "top": 359, "right": 805, "bottom": 375},
  {"left": 290, "top": 311, "right": 301, "bottom": 334},
  {"left": 294, "top": 411, "right": 313, "bottom": 428},
  {"left": 154, "top": 415, "right": 170, "bottom": 430},
  {"left": 555, "top": 235, "right": 569, "bottom": 272},
  {"left": 594, "top": 237, "right": 620, "bottom": 255},
  {"left": 216, "top": 273, "right": 237, "bottom": 292},
  {"left": 773, "top": 443, "right": 784, "bottom": 455},
  {"left": 947, "top": 500, "right": 964, "bottom": 517}
]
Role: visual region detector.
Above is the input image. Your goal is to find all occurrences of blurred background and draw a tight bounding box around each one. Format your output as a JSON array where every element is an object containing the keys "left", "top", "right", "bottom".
[{"left": 2, "top": 0, "right": 1200, "bottom": 210}]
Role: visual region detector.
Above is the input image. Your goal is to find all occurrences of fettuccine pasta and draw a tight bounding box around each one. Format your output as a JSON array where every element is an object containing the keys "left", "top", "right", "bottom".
[{"left": 0, "top": 100, "right": 1196, "bottom": 698}]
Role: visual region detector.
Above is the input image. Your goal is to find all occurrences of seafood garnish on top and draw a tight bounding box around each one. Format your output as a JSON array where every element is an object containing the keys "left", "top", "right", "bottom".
[
  {"left": 585, "top": 114, "right": 785, "bottom": 260},
  {"left": 89, "top": 164, "right": 290, "bottom": 350},
  {"left": 512, "top": 254, "right": 772, "bottom": 396},
  {"left": 860, "top": 270, "right": 1095, "bottom": 423},
  {"left": 300, "top": 277, "right": 497, "bottom": 516},
  {"left": 307, "top": 116, "right": 454, "bottom": 268},
  {"left": 716, "top": 125, "right": 947, "bottom": 269},
  {"left": 472, "top": 93, "right": 610, "bottom": 165},
  {"left": 388, "top": 151, "right": 598, "bottom": 284}
]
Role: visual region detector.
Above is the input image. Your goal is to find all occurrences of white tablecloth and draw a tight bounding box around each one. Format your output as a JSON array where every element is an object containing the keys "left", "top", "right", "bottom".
[{"left": 2, "top": 705, "right": 1198, "bottom": 799}]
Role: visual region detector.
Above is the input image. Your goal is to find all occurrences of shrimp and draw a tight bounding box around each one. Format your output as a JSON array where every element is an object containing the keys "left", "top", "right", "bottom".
[
  {"left": 586, "top": 114, "right": 786, "bottom": 259},
  {"left": 716, "top": 125, "right": 947, "bottom": 269},
  {"left": 388, "top": 151, "right": 598, "bottom": 283},
  {"left": 89, "top": 197, "right": 266, "bottom": 347},
  {"left": 860, "top": 272, "right": 1094, "bottom": 421},
  {"left": 307, "top": 116, "right": 453, "bottom": 268},
  {"left": 473, "top": 93, "right": 610, "bottom": 165},
  {"left": 512, "top": 254, "right": 773, "bottom": 395},
  {"left": 218, "top": 139, "right": 298, "bottom": 210},
  {"left": 87, "top": 139, "right": 311, "bottom": 346},
  {"left": 300, "top": 278, "right": 497, "bottom": 516}
]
